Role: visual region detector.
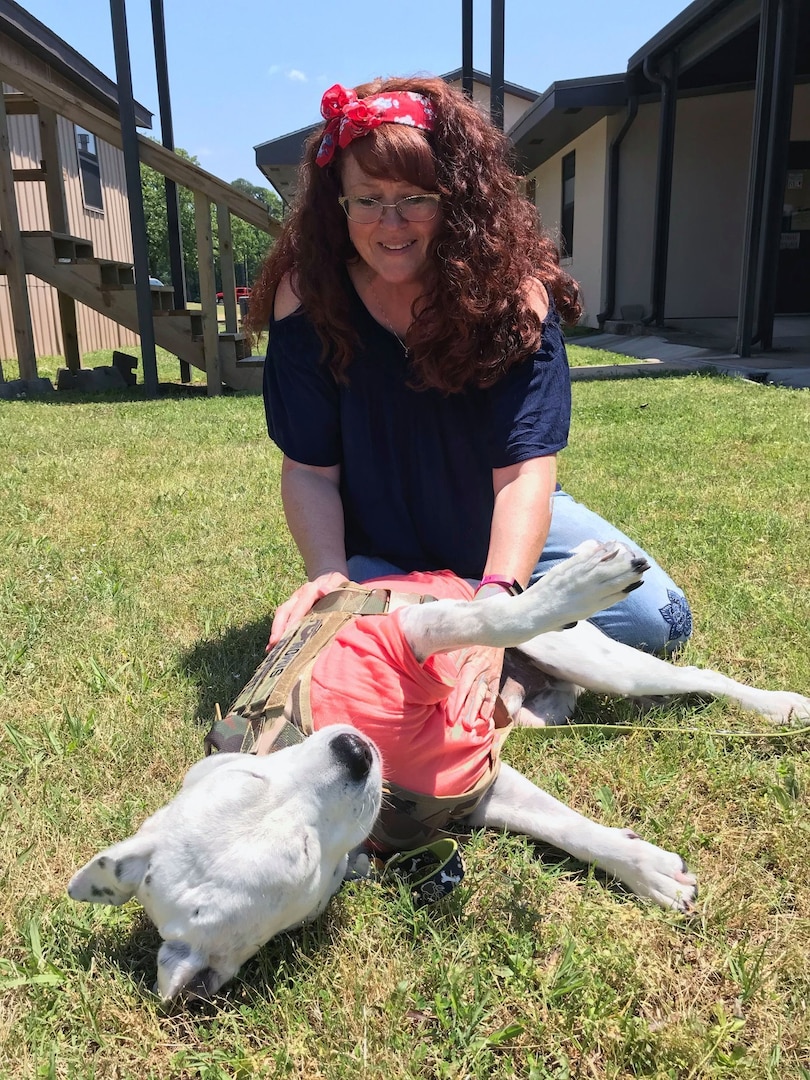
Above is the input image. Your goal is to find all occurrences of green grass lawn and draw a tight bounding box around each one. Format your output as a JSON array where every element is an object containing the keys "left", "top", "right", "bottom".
[
  {"left": 1, "top": 372, "right": 809, "bottom": 1078},
  {"left": 567, "top": 343, "right": 645, "bottom": 367},
  {"left": 2, "top": 336, "right": 634, "bottom": 386}
]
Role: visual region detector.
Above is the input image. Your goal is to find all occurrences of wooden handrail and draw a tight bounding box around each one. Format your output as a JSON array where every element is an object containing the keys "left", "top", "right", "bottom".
[
  {"left": 0, "top": 57, "right": 280, "bottom": 235},
  {"left": 1, "top": 40, "right": 279, "bottom": 389}
]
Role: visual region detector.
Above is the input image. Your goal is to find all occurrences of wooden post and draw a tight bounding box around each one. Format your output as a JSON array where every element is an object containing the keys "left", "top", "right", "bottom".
[
  {"left": 0, "top": 90, "right": 38, "bottom": 379},
  {"left": 39, "top": 106, "right": 81, "bottom": 373},
  {"left": 216, "top": 202, "right": 237, "bottom": 334},
  {"left": 194, "top": 191, "right": 221, "bottom": 396}
]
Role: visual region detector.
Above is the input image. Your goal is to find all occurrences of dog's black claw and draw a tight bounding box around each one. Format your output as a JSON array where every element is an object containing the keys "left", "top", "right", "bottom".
[
  {"left": 631, "top": 557, "right": 651, "bottom": 574},
  {"left": 561, "top": 621, "right": 578, "bottom": 630},
  {"left": 622, "top": 580, "right": 644, "bottom": 594}
]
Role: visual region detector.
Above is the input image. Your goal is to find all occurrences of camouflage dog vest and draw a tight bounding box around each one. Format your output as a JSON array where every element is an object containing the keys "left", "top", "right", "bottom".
[{"left": 204, "top": 584, "right": 511, "bottom": 851}]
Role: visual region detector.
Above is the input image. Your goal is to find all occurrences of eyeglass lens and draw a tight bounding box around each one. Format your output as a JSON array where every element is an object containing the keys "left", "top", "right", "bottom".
[{"left": 342, "top": 196, "right": 438, "bottom": 223}]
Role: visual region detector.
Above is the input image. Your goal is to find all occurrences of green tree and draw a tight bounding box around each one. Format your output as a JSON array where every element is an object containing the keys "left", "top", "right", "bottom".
[
  {"left": 228, "top": 178, "right": 283, "bottom": 288},
  {"left": 140, "top": 147, "right": 200, "bottom": 299},
  {"left": 140, "top": 151, "right": 282, "bottom": 302}
]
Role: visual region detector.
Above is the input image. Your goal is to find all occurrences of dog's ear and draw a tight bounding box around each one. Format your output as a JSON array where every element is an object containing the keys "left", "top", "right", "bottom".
[
  {"left": 156, "top": 940, "right": 215, "bottom": 1001},
  {"left": 67, "top": 835, "right": 153, "bottom": 905},
  {"left": 180, "top": 751, "right": 246, "bottom": 791}
]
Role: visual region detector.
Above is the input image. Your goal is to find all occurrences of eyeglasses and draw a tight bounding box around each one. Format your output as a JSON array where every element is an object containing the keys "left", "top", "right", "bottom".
[{"left": 338, "top": 193, "right": 441, "bottom": 223}]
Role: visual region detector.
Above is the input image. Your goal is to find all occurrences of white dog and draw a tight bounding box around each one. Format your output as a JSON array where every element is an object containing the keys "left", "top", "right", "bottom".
[
  {"left": 69, "top": 541, "right": 809, "bottom": 1000},
  {"left": 69, "top": 725, "right": 382, "bottom": 1000}
]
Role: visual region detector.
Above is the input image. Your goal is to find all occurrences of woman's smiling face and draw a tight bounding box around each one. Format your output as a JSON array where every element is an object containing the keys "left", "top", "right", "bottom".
[{"left": 340, "top": 153, "right": 442, "bottom": 287}]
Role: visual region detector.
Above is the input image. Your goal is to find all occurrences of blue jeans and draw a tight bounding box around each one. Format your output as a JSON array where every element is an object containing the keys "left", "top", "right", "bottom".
[{"left": 348, "top": 489, "right": 692, "bottom": 654}]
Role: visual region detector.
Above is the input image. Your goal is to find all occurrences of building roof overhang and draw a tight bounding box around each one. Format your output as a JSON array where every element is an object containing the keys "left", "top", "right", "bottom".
[
  {"left": 508, "top": 74, "right": 627, "bottom": 173},
  {"left": 255, "top": 68, "right": 540, "bottom": 201},
  {"left": 511, "top": 0, "right": 810, "bottom": 173},
  {"left": 0, "top": 0, "right": 153, "bottom": 128}
]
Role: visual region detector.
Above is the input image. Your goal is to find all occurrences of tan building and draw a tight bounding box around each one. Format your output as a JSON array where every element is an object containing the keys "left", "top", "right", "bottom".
[
  {"left": 510, "top": 0, "right": 810, "bottom": 354},
  {"left": 0, "top": 0, "right": 278, "bottom": 393},
  {"left": 0, "top": 0, "right": 152, "bottom": 360}
]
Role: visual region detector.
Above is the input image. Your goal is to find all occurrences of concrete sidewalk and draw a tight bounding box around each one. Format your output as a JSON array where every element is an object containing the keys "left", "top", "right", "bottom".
[{"left": 569, "top": 328, "right": 810, "bottom": 388}]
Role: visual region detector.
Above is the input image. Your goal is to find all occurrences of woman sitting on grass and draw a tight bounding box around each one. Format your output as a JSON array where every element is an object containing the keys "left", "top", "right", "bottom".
[{"left": 247, "top": 76, "right": 692, "bottom": 656}]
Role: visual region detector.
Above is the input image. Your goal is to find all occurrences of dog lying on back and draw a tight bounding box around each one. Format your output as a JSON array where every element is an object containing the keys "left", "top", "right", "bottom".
[
  {"left": 69, "top": 725, "right": 382, "bottom": 999},
  {"left": 69, "top": 540, "right": 809, "bottom": 1000}
]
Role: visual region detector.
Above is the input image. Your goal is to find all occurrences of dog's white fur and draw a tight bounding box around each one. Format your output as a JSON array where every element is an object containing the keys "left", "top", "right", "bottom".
[
  {"left": 69, "top": 540, "right": 809, "bottom": 1000},
  {"left": 68, "top": 725, "right": 382, "bottom": 1000}
]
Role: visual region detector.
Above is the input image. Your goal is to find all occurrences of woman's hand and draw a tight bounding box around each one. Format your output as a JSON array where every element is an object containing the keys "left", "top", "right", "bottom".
[
  {"left": 451, "top": 646, "right": 505, "bottom": 734},
  {"left": 267, "top": 570, "right": 350, "bottom": 650}
]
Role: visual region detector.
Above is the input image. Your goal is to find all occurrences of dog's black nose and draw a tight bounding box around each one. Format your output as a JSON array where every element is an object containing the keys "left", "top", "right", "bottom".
[{"left": 330, "top": 732, "right": 373, "bottom": 782}]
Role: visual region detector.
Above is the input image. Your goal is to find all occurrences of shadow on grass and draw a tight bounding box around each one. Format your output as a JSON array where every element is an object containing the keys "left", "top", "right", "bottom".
[
  {"left": 0, "top": 382, "right": 251, "bottom": 406},
  {"left": 74, "top": 906, "right": 333, "bottom": 1014},
  {"left": 179, "top": 617, "right": 271, "bottom": 729}
]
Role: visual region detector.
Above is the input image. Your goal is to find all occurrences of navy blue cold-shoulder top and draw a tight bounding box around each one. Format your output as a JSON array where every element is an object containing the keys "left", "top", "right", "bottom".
[{"left": 263, "top": 281, "right": 571, "bottom": 579}]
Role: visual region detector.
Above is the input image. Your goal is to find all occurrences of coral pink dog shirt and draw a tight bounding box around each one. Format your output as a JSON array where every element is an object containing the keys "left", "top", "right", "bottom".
[{"left": 309, "top": 571, "right": 500, "bottom": 798}]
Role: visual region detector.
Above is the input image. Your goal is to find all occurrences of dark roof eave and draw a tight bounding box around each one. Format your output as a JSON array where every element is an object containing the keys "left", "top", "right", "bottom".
[
  {"left": 627, "top": 0, "right": 753, "bottom": 70},
  {"left": 441, "top": 66, "right": 539, "bottom": 101},
  {"left": 0, "top": 0, "right": 153, "bottom": 128},
  {"left": 507, "top": 73, "right": 627, "bottom": 145}
]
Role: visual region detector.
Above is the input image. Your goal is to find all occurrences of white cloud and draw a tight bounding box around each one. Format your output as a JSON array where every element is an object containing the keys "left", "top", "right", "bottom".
[
  {"left": 287, "top": 69, "right": 307, "bottom": 82},
  {"left": 267, "top": 64, "right": 282, "bottom": 76}
]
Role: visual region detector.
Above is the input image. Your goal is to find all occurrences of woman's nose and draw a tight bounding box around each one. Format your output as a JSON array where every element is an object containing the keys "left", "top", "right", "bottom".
[{"left": 378, "top": 203, "right": 408, "bottom": 226}]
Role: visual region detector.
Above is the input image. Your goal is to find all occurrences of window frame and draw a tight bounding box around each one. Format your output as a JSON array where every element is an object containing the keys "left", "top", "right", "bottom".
[
  {"left": 560, "top": 150, "right": 575, "bottom": 258},
  {"left": 74, "top": 126, "right": 104, "bottom": 214}
]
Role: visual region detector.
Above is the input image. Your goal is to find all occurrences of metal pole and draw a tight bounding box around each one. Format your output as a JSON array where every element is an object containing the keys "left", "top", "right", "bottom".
[
  {"left": 756, "top": 0, "right": 798, "bottom": 351},
  {"left": 735, "top": 0, "right": 779, "bottom": 356},
  {"left": 642, "top": 52, "right": 679, "bottom": 328},
  {"left": 461, "top": 0, "right": 474, "bottom": 99},
  {"left": 109, "top": 0, "right": 159, "bottom": 396},
  {"left": 150, "top": 0, "right": 190, "bottom": 382},
  {"left": 490, "top": 0, "right": 505, "bottom": 131}
]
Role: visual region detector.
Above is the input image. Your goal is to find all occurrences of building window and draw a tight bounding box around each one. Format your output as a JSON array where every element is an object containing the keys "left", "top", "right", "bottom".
[
  {"left": 75, "top": 127, "right": 104, "bottom": 213},
  {"left": 561, "top": 151, "right": 575, "bottom": 257}
]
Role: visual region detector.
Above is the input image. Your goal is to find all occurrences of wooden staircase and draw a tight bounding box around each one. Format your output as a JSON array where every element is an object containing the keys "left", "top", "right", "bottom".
[
  {"left": 17, "top": 230, "right": 265, "bottom": 392},
  {"left": 0, "top": 48, "right": 280, "bottom": 395}
]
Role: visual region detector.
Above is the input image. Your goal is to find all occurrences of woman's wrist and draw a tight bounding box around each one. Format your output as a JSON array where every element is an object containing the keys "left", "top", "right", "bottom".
[
  {"left": 310, "top": 566, "right": 349, "bottom": 582},
  {"left": 475, "top": 574, "right": 524, "bottom": 598}
]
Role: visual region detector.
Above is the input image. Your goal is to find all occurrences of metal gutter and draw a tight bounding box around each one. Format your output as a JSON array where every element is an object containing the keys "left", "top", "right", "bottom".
[
  {"left": 597, "top": 82, "right": 639, "bottom": 327},
  {"left": 641, "top": 52, "right": 680, "bottom": 327}
]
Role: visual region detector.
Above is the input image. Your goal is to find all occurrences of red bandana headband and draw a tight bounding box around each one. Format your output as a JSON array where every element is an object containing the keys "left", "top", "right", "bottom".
[{"left": 315, "top": 83, "right": 435, "bottom": 167}]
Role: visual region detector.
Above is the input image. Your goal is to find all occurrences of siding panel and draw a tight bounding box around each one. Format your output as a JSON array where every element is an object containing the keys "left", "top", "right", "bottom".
[{"left": 1, "top": 70, "right": 139, "bottom": 361}]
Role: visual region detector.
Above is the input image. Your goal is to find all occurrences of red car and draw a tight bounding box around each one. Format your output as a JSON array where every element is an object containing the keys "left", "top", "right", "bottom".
[{"left": 216, "top": 287, "right": 251, "bottom": 302}]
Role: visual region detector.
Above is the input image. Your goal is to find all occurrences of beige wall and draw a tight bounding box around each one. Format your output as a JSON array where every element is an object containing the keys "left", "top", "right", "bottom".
[
  {"left": 613, "top": 90, "right": 759, "bottom": 320},
  {"left": 615, "top": 82, "right": 808, "bottom": 320},
  {"left": 447, "top": 78, "right": 534, "bottom": 132},
  {"left": 665, "top": 90, "right": 754, "bottom": 318},
  {"left": 528, "top": 117, "right": 610, "bottom": 327},
  {"left": 0, "top": 77, "right": 139, "bottom": 362}
]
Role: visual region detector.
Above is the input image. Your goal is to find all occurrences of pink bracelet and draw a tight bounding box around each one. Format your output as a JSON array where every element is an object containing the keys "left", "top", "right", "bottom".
[{"left": 475, "top": 575, "right": 524, "bottom": 596}]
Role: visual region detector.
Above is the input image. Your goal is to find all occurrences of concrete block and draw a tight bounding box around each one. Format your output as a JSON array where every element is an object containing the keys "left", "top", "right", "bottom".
[
  {"left": 0, "top": 377, "right": 55, "bottom": 399},
  {"left": 56, "top": 366, "right": 129, "bottom": 392},
  {"left": 112, "top": 351, "right": 139, "bottom": 387}
]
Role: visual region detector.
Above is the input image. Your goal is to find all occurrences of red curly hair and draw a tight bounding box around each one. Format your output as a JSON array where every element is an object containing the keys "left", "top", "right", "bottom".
[{"left": 247, "top": 76, "right": 581, "bottom": 393}]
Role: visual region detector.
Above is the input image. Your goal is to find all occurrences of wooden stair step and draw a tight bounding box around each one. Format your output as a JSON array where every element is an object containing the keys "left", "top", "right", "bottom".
[{"left": 22, "top": 230, "right": 95, "bottom": 260}]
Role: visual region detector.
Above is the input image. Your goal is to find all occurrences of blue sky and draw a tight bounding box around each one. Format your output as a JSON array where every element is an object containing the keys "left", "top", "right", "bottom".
[{"left": 22, "top": 0, "right": 688, "bottom": 186}]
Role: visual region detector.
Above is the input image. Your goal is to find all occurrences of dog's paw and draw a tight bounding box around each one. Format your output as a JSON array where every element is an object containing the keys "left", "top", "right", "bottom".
[
  {"left": 540, "top": 540, "right": 650, "bottom": 624},
  {"left": 67, "top": 851, "right": 145, "bottom": 906},
  {"left": 749, "top": 690, "right": 810, "bottom": 726},
  {"left": 604, "top": 829, "right": 697, "bottom": 913}
]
